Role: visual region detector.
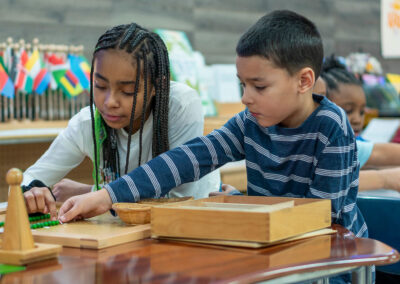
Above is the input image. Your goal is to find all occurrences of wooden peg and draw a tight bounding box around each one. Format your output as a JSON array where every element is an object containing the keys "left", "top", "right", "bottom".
[
  {"left": 2, "top": 168, "right": 35, "bottom": 251},
  {"left": 0, "top": 168, "right": 61, "bottom": 265}
]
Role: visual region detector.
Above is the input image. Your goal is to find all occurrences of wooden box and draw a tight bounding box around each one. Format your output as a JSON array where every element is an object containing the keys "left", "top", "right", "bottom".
[{"left": 151, "top": 196, "right": 331, "bottom": 243}]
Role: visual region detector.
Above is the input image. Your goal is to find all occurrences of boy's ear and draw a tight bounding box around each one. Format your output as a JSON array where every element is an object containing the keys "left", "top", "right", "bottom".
[{"left": 297, "top": 67, "right": 315, "bottom": 94}]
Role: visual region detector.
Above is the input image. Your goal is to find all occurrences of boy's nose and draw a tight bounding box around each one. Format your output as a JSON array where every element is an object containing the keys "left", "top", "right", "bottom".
[{"left": 241, "top": 89, "right": 253, "bottom": 106}]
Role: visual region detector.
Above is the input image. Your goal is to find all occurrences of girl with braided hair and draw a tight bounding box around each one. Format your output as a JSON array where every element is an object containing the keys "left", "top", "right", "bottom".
[
  {"left": 314, "top": 55, "right": 400, "bottom": 196},
  {"left": 22, "top": 23, "right": 220, "bottom": 218}
]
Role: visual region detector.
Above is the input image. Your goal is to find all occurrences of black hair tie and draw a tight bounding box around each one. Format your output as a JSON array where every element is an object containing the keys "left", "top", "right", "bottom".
[{"left": 21, "top": 179, "right": 56, "bottom": 201}]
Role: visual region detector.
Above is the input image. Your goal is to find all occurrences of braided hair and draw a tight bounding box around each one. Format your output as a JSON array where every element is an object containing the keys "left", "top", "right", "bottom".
[
  {"left": 320, "top": 55, "right": 361, "bottom": 99},
  {"left": 90, "top": 23, "right": 170, "bottom": 189}
]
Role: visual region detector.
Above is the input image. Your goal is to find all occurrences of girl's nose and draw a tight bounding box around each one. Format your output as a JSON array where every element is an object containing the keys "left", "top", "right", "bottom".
[{"left": 104, "top": 90, "right": 119, "bottom": 108}]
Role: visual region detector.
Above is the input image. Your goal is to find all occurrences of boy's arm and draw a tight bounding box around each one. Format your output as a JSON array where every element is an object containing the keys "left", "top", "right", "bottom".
[
  {"left": 306, "top": 136, "right": 362, "bottom": 235},
  {"left": 104, "top": 112, "right": 247, "bottom": 203},
  {"left": 365, "top": 142, "right": 400, "bottom": 167}
]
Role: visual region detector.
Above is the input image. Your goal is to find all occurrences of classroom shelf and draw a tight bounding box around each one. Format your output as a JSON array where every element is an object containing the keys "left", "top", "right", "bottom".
[{"left": 0, "top": 120, "right": 68, "bottom": 144}]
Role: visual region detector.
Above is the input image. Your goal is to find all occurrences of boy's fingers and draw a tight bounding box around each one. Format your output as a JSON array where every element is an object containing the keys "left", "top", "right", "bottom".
[{"left": 58, "top": 198, "right": 80, "bottom": 223}]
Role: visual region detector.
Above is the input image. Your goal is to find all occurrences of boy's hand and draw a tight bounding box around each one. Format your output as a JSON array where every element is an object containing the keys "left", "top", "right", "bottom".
[
  {"left": 209, "top": 184, "right": 238, "bottom": 196},
  {"left": 52, "top": 179, "right": 92, "bottom": 202},
  {"left": 58, "top": 189, "right": 113, "bottom": 223},
  {"left": 24, "top": 187, "right": 57, "bottom": 220}
]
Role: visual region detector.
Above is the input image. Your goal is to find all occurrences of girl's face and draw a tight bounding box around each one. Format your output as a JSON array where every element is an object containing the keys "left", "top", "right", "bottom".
[
  {"left": 330, "top": 84, "right": 366, "bottom": 136},
  {"left": 93, "top": 49, "right": 154, "bottom": 133}
]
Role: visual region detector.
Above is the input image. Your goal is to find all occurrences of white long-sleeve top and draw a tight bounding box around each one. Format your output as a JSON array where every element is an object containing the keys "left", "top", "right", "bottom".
[{"left": 23, "top": 81, "right": 221, "bottom": 198}]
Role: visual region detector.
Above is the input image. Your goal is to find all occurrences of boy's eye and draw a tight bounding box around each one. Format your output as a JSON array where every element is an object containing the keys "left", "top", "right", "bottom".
[{"left": 255, "top": 86, "right": 266, "bottom": 91}]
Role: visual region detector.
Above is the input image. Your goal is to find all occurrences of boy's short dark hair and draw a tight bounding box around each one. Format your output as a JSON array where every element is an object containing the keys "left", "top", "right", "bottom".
[{"left": 236, "top": 10, "right": 323, "bottom": 79}]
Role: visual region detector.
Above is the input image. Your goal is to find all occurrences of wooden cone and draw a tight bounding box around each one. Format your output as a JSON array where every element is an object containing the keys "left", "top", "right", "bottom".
[{"left": 2, "top": 168, "right": 35, "bottom": 251}]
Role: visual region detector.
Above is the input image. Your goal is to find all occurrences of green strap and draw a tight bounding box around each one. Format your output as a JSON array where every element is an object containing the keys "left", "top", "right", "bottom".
[{"left": 92, "top": 109, "right": 107, "bottom": 190}]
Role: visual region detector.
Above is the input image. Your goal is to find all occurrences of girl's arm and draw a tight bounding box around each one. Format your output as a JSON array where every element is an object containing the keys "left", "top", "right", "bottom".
[
  {"left": 365, "top": 142, "right": 400, "bottom": 167},
  {"left": 359, "top": 168, "right": 400, "bottom": 192}
]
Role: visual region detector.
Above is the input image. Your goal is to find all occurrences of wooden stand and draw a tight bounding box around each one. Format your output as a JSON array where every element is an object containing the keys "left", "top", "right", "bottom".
[{"left": 0, "top": 168, "right": 61, "bottom": 265}]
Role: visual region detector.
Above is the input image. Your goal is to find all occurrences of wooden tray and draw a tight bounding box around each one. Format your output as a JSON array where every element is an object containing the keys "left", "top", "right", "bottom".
[{"left": 151, "top": 196, "right": 331, "bottom": 243}]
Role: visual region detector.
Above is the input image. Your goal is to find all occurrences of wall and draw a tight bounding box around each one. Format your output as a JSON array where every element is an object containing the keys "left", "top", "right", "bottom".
[{"left": 0, "top": 0, "right": 398, "bottom": 73}]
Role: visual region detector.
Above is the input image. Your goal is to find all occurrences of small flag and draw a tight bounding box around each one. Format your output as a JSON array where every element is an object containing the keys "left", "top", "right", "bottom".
[
  {"left": 0, "top": 64, "right": 15, "bottom": 98},
  {"left": 33, "top": 68, "right": 51, "bottom": 95},
  {"left": 59, "top": 69, "right": 83, "bottom": 96},
  {"left": 15, "top": 49, "right": 33, "bottom": 93},
  {"left": 46, "top": 53, "right": 69, "bottom": 90},
  {"left": 69, "top": 55, "right": 90, "bottom": 89},
  {"left": 25, "top": 49, "right": 41, "bottom": 80}
]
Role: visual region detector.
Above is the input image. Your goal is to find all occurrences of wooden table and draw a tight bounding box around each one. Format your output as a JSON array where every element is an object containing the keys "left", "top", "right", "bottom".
[{"left": 1, "top": 225, "right": 398, "bottom": 283}]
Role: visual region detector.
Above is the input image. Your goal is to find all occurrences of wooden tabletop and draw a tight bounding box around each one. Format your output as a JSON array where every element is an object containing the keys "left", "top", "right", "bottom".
[{"left": 1, "top": 225, "right": 398, "bottom": 283}]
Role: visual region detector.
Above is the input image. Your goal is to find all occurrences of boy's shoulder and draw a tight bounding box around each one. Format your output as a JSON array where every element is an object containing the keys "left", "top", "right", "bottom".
[{"left": 314, "top": 95, "right": 353, "bottom": 139}]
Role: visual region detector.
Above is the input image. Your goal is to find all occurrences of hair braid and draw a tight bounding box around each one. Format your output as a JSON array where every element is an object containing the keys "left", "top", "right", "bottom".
[{"left": 125, "top": 55, "right": 141, "bottom": 174}]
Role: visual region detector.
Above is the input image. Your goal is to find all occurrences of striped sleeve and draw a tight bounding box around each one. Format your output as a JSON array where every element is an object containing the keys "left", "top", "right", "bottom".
[
  {"left": 306, "top": 135, "right": 362, "bottom": 234},
  {"left": 105, "top": 112, "right": 247, "bottom": 202}
]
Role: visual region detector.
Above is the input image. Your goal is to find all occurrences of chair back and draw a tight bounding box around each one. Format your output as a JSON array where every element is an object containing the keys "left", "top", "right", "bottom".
[{"left": 357, "top": 195, "right": 400, "bottom": 275}]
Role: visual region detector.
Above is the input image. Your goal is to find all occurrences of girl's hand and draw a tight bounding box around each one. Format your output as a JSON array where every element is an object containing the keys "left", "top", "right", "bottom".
[
  {"left": 24, "top": 187, "right": 57, "bottom": 220},
  {"left": 209, "top": 183, "right": 238, "bottom": 196},
  {"left": 58, "top": 189, "right": 113, "bottom": 223},
  {"left": 52, "top": 179, "right": 92, "bottom": 202}
]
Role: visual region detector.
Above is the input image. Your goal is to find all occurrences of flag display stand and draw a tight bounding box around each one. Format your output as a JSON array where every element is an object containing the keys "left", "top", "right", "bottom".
[{"left": 0, "top": 37, "right": 90, "bottom": 123}]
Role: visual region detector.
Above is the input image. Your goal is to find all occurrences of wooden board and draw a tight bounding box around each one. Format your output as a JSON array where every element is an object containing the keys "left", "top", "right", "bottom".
[
  {"left": 0, "top": 213, "right": 151, "bottom": 249},
  {"left": 151, "top": 196, "right": 331, "bottom": 243}
]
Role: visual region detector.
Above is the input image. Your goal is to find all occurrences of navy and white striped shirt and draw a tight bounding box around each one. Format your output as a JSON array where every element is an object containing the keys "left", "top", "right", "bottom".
[{"left": 105, "top": 94, "right": 367, "bottom": 237}]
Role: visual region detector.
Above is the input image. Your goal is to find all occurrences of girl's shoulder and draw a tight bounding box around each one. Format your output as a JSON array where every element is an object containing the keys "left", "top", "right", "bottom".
[
  {"left": 169, "top": 81, "right": 201, "bottom": 108},
  {"left": 66, "top": 106, "right": 93, "bottom": 129}
]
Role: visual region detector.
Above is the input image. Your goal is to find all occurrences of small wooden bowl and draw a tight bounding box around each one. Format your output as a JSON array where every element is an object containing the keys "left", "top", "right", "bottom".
[{"left": 112, "top": 203, "right": 151, "bottom": 225}]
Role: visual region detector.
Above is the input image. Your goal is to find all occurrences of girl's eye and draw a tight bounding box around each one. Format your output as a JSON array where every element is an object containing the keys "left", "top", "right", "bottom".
[
  {"left": 94, "top": 84, "right": 106, "bottom": 90},
  {"left": 122, "top": 91, "right": 135, "bottom": 96},
  {"left": 255, "top": 86, "right": 266, "bottom": 91}
]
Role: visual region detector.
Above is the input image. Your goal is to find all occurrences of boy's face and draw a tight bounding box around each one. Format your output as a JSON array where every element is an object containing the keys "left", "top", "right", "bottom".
[
  {"left": 93, "top": 49, "right": 154, "bottom": 133},
  {"left": 236, "top": 55, "right": 306, "bottom": 128},
  {"left": 329, "top": 85, "right": 366, "bottom": 136}
]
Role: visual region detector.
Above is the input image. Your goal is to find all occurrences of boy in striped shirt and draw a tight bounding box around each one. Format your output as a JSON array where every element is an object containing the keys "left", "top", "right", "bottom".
[{"left": 59, "top": 10, "right": 366, "bottom": 242}]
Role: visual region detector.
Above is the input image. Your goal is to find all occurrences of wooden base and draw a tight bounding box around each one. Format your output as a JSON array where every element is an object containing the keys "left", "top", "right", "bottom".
[
  {"left": 153, "top": 228, "right": 336, "bottom": 248},
  {"left": 0, "top": 240, "right": 61, "bottom": 265}
]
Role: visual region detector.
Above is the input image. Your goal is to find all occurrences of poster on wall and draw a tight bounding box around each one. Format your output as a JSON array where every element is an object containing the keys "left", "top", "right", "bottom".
[{"left": 381, "top": 0, "right": 400, "bottom": 58}]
